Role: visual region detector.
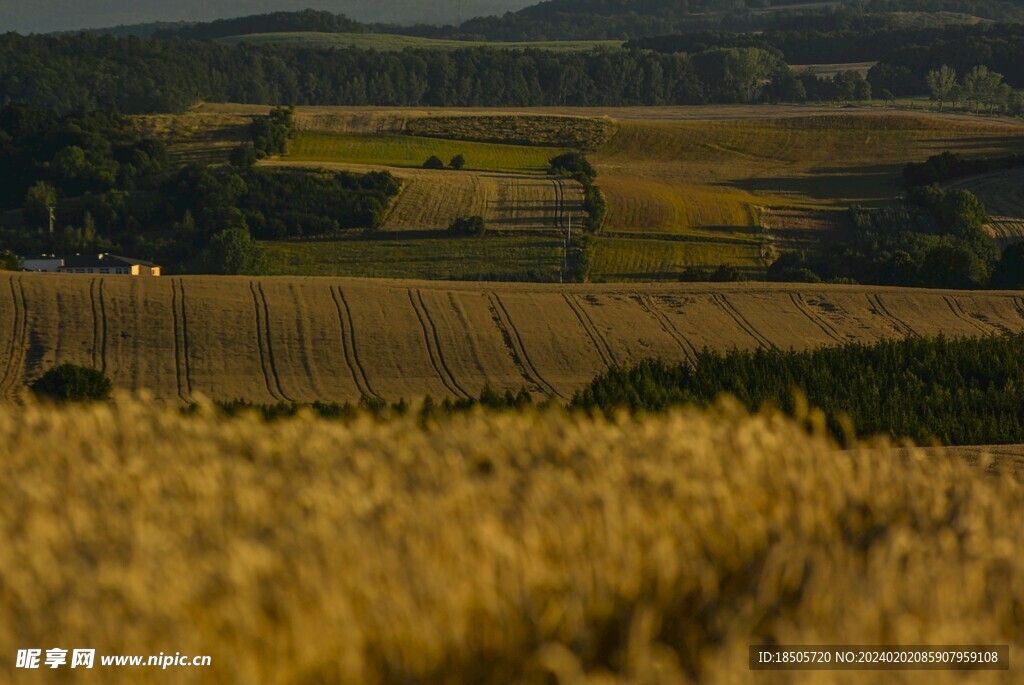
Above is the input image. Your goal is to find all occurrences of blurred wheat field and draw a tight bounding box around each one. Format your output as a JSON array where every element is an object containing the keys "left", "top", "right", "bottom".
[{"left": 1, "top": 396, "right": 1022, "bottom": 683}]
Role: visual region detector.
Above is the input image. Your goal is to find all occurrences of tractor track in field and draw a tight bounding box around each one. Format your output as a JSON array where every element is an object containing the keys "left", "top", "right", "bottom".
[
  {"left": 943, "top": 296, "right": 993, "bottom": 336},
  {"left": 789, "top": 292, "right": 845, "bottom": 344},
  {"left": 409, "top": 289, "right": 470, "bottom": 399},
  {"left": 638, "top": 295, "right": 698, "bottom": 365},
  {"left": 867, "top": 294, "right": 917, "bottom": 338},
  {"left": 563, "top": 294, "right": 618, "bottom": 368},
  {"left": 288, "top": 284, "right": 322, "bottom": 399},
  {"left": 488, "top": 292, "right": 563, "bottom": 400},
  {"left": 170, "top": 279, "right": 193, "bottom": 403},
  {"left": 0, "top": 277, "right": 27, "bottom": 399},
  {"left": 330, "top": 286, "right": 380, "bottom": 401},
  {"left": 89, "top": 278, "right": 109, "bottom": 373},
  {"left": 249, "top": 282, "right": 292, "bottom": 403},
  {"left": 712, "top": 293, "right": 774, "bottom": 349},
  {"left": 551, "top": 178, "right": 564, "bottom": 231}
]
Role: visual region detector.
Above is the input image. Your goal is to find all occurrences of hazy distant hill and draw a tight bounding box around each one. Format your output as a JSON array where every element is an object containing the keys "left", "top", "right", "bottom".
[{"left": 1, "top": 0, "right": 535, "bottom": 34}]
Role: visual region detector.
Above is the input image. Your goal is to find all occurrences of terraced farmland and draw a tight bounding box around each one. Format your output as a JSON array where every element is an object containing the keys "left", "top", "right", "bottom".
[{"left": 5, "top": 272, "right": 1024, "bottom": 404}]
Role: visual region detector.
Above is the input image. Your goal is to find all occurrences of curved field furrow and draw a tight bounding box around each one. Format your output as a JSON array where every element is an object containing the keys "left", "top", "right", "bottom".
[
  {"left": 97, "top": 279, "right": 109, "bottom": 373},
  {"left": 943, "top": 295, "right": 994, "bottom": 336},
  {"left": 256, "top": 282, "right": 295, "bottom": 403},
  {"left": 330, "top": 286, "right": 379, "bottom": 401},
  {"left": 89, "top": 279, "right": 102, "bottom": 371},
  {"left": 495, "top": 292, "right": 606, "bottom": 398},
  {"left": 487, "top": 293, "right": 563, "bottom": 400},
  {"left": 339, "top": 284, "right": 452, "bottom": 400},
  {"left": 637, "top": 295, "right": 699, "bottom": 365},
  {"left": 177, "top": 280, "right": 193, "bottom": 399},
  {"left": 408, "top": 289, "right": 470, "bottom": 399},
  {"left": 170, "top": 278, "right": 189, "bottom": 403},
  {"left": 8, "top": 274, "right": 1024, "bottom": 404},
  {"left": 249, "top": 282, "right": 286, "bottom": 403},
  {"left": 562, "top": 294, "right": 617, "bottom": 368},
  {"left": 415, "top": 290, "right": 529, "bottom": 397},
  {"left": 0, "top": 277, "right": 27, "bottom": 399},
  {"left": 790, "top": 292, "right": 845, "bottom": 345},
  {"left": 713, "top": 294, "right": 774, "bottom": 349},
  {"left": 867, "top": 294, "right": 917, "bottom": 337}
]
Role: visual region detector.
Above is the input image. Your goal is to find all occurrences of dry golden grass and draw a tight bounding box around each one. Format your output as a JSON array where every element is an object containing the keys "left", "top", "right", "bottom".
[
  {"left": 6, "top": 273, "right": 1024, "bottom": 404},
  {"left": 1, "top": 397, "right": 1023, "bottom": 684}
]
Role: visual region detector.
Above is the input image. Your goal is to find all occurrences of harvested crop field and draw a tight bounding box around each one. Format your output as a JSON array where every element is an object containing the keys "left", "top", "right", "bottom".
[
  {"left": 267, "top": 161, "right": 585, "bottom": 234},
  {"left": 5, "top": 272, "right": 1024, "bottom": 404}
]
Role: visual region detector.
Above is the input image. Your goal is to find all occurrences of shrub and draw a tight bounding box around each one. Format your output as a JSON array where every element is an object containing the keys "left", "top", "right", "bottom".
[
  {"left": 449, "top": 215, "right": 486, "bottom": 236},
  {"left": 30, "top": 363, "right": 112, "bottom": 403},
  {"left": 449, "top": 154, "right": 466, "bottom": 170},
  {"left": 423, "top": 155, "right": 445, "bottom": 169}
]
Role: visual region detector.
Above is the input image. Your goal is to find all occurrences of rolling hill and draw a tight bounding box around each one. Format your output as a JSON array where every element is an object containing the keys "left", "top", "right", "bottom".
[{"left": 4, "top": 272, "right": 1024, "bottom": 404}]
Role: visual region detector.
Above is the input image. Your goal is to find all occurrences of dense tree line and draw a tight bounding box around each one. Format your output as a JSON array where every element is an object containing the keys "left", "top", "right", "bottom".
[
  {"left": 0, "top": 105, "right": 399, "bottom": 272},
  {"left": 0, "top": 32, "right": 790, "bottom": 112},
  {"left": 768, "top": 186, "right": 1018, "bottom": 289},
  {"left": 571, "top": 332, "right": 1024, "bottom": 445},
  {"left": 903, "top": 151, "right": 1024, "bottom": 188},
  {"left": 632, "top": 20, "right": 1024, "bottom": 103}
]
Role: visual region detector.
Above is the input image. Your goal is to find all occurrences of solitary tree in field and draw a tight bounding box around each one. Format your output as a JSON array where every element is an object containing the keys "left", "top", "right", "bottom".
[
  {"left": 449, "top": 154, "right": 465, "bottom": 170},
  {"left": 926, "top": 66, "right": 957, "bottom": 111}
]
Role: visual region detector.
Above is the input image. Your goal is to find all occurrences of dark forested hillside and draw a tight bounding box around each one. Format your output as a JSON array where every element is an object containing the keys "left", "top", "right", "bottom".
[
  {"left": 151, "top": 10, "right": 365, "bottom": 40},
  {"left": 0, "top": 33, "right": 786, "bottom": 112}
]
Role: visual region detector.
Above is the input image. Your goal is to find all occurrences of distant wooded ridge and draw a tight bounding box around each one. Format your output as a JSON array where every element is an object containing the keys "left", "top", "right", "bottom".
[{"left": 75, "top": 0, "right": 1024, "bottom": 43}]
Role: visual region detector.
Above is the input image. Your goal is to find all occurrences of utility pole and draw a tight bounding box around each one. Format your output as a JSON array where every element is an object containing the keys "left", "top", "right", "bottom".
[{"left": 47, "top": 205, "right": 55, "bottom": 235}]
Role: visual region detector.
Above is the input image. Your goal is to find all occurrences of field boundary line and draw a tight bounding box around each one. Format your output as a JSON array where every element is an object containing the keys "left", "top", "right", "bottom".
[
  {"left": 639, "top": 295, "right": 699, "bottom": 365},
  {"left": 330, "top": 286, "right": 380, "bottom": 401},
  {"left": 868, "top": 294, "right": 917, "bottom": 337},
  {"left": 488, "top": 292, "right": 563, "bottom": 400},
  {"left": 789, "top": 293, "right": 845, "bottom": 344},
  {"left": 249, "top": 281, "right": 285, "bottom": 403},
  {"left": 562, "top": 294, "right": 618, "bottom": 368},
  {"left": 408, "top": 289, "right": 470, "bottom": 399},
  {"left": 943, "top": 295, "right": 993, "bottom": 336},
  {"left": 712, "top": 293, "right": 774, "bottom": 349},
  {"left": 0, "top": 276, "right": 27, "bottom": 399}
]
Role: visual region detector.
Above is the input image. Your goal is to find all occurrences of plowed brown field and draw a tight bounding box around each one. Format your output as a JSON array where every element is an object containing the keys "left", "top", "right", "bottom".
[{"left": 5, "top": 272, "right": 1024, "bottom": 404}]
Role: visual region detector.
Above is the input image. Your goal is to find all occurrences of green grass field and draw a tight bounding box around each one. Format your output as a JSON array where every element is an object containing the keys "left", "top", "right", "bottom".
[
  {"left": 589, "top": 235, "right": 766, "bottom": 281},
  {"left": 218, "top": 32, "right": 622, "bottom": 51},
  {"left": 288, "top": 132, "right": 566, "bottom": 172},
  {"left": 262, "top": 235, "right": 564, "bottom": 280}
]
